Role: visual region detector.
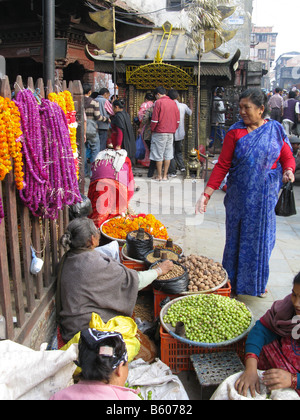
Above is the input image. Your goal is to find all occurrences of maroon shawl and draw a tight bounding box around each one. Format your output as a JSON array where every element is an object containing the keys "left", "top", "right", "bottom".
[{"left": 260, "top": 294, "right": 298, "bottom": 337}]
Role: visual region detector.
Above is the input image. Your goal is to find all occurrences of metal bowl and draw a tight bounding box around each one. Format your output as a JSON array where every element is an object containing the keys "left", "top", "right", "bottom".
[{"left": 160, "top": 294, "right": 254, "bottom": 348}]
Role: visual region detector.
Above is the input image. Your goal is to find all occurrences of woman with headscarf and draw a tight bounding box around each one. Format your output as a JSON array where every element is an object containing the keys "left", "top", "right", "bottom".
[
  {"left": 50, "top": 329, "right": 140, "bottom": 400},
  {"left": 235, "top": 272, "right": 300, "bottom": 397}
]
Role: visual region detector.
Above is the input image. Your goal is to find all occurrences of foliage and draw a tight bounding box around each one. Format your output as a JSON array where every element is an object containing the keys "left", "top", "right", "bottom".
[{"left": 186, "top": 0, "right": 231, "bottom": 53}]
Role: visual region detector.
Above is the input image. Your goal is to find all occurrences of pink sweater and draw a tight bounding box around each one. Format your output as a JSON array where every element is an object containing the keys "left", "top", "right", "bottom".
[{"left": 50, "top": 380, "right": 141, "bottom": 401}]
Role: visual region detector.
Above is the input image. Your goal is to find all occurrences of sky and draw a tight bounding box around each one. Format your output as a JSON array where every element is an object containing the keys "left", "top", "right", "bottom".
[{"left": 252, "top": 0, "right": 300, "bottom": 59}]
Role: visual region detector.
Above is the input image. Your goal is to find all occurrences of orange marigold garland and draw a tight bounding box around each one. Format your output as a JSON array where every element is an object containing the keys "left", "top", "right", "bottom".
[
  {"left": 0, "top": 96, "right": 23, "bottom": 223},
  {"left": 0, "top": 97, "right": 23, "bottom": 185}
]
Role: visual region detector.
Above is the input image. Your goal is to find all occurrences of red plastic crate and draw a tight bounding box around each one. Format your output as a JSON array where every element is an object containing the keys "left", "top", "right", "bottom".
[
  {"left": 119, "top": 246, "right": 146, "bottom": 271},
  {"left": 153, "top": 282, "right": 232, "bottom": 319},
  {"left": 121, "top": 259, "right": 146, "bottom": 271},
  {"left": 121, "top": 258, "right": 154, "bottom": 291},
  {"left": 160, "top": 326, "right": 245, "bottom": 374}
]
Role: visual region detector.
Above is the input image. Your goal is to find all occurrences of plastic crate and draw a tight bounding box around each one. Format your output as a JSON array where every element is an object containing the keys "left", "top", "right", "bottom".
[
  {"left": 122, "top": 259, "right": 146, "bottom": 271},
  {"left": 153, "top": 282, "right": 232, "bottom": 319},
  {"left": 160, "top": 326, "right": 246, "bottom": 374},
  {"left": 119, "top": 246, "right": 146, "bottom": 270}
]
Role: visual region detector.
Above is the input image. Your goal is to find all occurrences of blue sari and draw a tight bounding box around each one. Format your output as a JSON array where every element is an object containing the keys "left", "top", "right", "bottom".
[{"left": 223, "top": 119, "right": 291, "bottom": 296}]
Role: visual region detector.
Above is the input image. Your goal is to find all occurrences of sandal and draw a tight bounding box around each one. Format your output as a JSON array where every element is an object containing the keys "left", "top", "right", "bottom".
[{"left": 259, "top": 289, "right": 268, "bottom": 298}]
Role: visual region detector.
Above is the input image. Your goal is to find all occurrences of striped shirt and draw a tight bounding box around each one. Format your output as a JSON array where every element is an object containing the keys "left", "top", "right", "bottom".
[{"left": 84, "top": 96, "right": 108, "bottom": 122}]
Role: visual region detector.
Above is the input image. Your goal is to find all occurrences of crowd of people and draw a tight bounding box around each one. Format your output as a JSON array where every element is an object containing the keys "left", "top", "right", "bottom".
[{"left": 49, "top": 84, "right": 300, "bottom": 400}]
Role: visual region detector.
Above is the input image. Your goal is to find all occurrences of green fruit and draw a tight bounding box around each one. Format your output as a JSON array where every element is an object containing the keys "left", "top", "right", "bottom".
[{"left": 163, "top": 294, "right": 252, "bottom": 343}]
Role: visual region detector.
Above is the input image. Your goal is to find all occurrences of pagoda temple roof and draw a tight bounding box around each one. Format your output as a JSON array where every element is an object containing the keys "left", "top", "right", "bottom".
[{"left": 86, "top": 22, "right": 241, "bottom": 79}]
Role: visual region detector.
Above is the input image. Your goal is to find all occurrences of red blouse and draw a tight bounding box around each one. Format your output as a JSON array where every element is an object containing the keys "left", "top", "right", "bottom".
[{"left": 207, "top": 126, "right": 295, "bottom": 190}]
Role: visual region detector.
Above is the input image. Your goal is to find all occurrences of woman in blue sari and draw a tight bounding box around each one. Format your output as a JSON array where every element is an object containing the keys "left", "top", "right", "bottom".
[{"left": 196, "top": 89, "right": 295, "bottom": 297}]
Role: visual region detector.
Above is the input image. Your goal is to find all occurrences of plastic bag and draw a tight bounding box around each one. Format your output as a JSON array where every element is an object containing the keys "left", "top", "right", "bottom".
[
  {"left": 30, "top": 246, "right": 44, "bottom": 275},
  {"left": 135, "top": 134, "right": 146, "bottom": 160},
  {"left": 94, "top": 240, "right": 120, "bottom": 262},
  {"left": 126, "top": 229, "right": 153, "bottom": 261},
  {"left": 275, "top": 182, "right": 297, "bottom": 217},
  {"left": 61, "top": 313, "right": 140, "bottom": 364},
  {"left": 151, "top": 261, "right": 189, "bottom": 294},
  {"left": 69, "top": 193, "right": 92, "bottom": 220}
]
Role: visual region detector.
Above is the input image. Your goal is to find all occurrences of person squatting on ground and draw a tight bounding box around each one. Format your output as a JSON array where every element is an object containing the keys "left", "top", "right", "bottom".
[
  {"left": 235, "top": 272, "right": 300, "bottom": 397},
  {"left": 196, "top": 88, "right": 295, "bottom": 297},
  {"left": 56, "top": 217, "right": 173, "bottom": 343},
  {"left": 50, "top": 329, "right": 141, "bottom": 400},
  {"left": 87, "top": 147, "right": 135, "bottom": 228}
]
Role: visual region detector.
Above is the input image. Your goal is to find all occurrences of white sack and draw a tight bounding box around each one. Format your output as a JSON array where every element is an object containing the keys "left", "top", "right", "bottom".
[
  {"left": 210, "top": 370, "right": 300, "bottom": 401},
  {"left": 127, "top": 358, "right": 189, "bottom": 400},
  {"left": 0, "top": 340, "right": 78, "bottom": 400}
]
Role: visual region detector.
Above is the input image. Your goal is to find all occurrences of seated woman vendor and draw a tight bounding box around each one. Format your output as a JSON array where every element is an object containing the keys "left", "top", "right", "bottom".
[
  {"left": 56, "top": 217, "right": 173, "bottom": 343},
  {"left": 50, "top": 329, "right": 140, "bottom": 400},
  {"left": 235, "top": 272, "right": 300, "bottom": 397}
]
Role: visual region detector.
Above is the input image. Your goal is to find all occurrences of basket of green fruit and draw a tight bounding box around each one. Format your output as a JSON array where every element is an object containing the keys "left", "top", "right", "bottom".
[{"left": 160, "top": 294, "right": 254, "bottom": 348}]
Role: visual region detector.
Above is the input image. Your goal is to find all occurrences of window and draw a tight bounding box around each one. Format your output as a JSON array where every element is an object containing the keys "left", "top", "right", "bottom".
[
  {"left": 258, "top": 49, "right": 267, "bottom": 59},
  {"left": 257, "top": 34, "right": 267, "bottom": 42},
  {"left": 166, "top": 0, "right": 185, "bottom": 11}
]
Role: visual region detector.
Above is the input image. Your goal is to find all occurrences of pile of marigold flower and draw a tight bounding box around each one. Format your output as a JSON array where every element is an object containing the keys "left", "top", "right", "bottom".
[{"left": 102, "top": 214, "right": 168, "bottom": 240}]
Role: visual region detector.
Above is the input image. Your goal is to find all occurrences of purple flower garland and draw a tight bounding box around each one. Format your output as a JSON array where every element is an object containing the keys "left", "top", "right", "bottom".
[{"left": 14, "top": 89, "right": 81, "bottom": 219}]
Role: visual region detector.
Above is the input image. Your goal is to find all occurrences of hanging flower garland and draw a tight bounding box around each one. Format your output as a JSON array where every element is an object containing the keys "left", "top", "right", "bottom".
[
  {"left": 0, "top": 97, "right": 23, "bottom": 186},
  {"left": 48, "top": 91, "right": 79, "bottom": 178},
  {"left": 15, "top": 89, "right": 81, "bottom": 220},
  {"left": 48, "top": 92, "right": 67, "bottom": 114},
  {"left": 0, "top": 96, "right": 23, "bottom": 224}
]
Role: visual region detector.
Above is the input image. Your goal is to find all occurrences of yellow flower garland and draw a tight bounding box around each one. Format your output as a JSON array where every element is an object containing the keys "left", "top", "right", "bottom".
[{"left": 0, "top": 97, "right": 24, "bottom": 189}]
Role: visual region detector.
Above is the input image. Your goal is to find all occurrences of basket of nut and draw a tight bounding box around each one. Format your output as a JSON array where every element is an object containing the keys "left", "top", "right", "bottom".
[
  {"left": 144, "top": 248, "right": 180, "bottom": 267},
  {"left": 178, "top": 255, "right": 228, "bottom": 295},
  {"left": 150, "top": 260, "right": 189, "bottom": 294}
]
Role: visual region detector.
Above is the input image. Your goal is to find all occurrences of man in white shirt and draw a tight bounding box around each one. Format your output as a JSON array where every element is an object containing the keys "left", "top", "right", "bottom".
[
  {"left": 209, "top": 87, "right": 226, "bottom": 149},
  {"left": 167, "top": 89, "right": 192, "bottom": 176}
]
